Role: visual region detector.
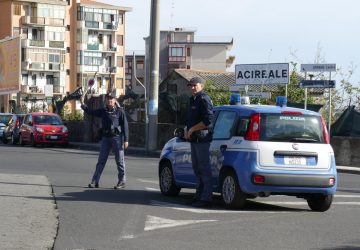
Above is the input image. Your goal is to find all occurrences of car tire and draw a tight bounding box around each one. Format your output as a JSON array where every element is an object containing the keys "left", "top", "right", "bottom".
[
  {"left": 19, "top": 134, "right": 25, "bottom": 146},
  {"left": 221, "top": 170, "right": 247, "bottom": 209},
  {"left": 159, "top": 162, "right": 181, "bottom": 196},
  {"left": 307, "top": 194, "right": 333, "bottom": 212},
  {"left": 30, "top": 134, "right": 36, "bottom": 147}
]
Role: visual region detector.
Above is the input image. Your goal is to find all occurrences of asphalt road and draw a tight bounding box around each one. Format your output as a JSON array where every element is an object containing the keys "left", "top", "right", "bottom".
[{"left": 1, "top": 144, "right": 360, "bottom": 250}]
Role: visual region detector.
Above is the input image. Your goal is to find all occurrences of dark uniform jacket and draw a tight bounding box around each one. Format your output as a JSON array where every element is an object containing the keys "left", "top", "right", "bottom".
[
  {"left": 186, "top": 91, "right": 213, "bottom": 142},
  {"left": 81, "top": 104, "right": 129, "bottom": 141}
]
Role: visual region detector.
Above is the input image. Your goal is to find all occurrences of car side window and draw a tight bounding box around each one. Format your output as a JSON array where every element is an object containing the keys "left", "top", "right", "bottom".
[
  {"left": 23, "top": 115, "right": 29, "bottom": 125},
  {"left": 235, "top": 117, "right": 249, "bottom": 137},
  {"left": 212, "top": 111, "right": 237, "bottom": 140}
]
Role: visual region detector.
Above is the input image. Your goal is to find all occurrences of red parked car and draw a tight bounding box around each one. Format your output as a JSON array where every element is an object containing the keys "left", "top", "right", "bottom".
[{"left": 19, "top": 112, "right": 69, "bottom": 147}]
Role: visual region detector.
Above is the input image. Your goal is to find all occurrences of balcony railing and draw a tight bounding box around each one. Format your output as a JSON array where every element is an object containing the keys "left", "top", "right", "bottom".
[
  {"left": 21, "top": 16, "right": 64, "bottom": 26},
  {"left": 85, "top": 21, "right": 99, "bottom": 28},
  {"left": 49, "top": 41, "right": 64, "bottom": 48},
  {"left": 53, "top": 85, "right": 65, "bottom": 94},
  {"left": 30, "top": 40, "right": 45, "bottom": 47},
  {"left": 87, "top": 44, "right": 99, "bottom": 50}
]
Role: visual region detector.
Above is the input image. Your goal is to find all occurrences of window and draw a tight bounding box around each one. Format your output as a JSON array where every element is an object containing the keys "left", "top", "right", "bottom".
[
  {"left": 117, "top": 35, "right": 123, "bottom": 46},
  {"left": 169, "top": 47, "right": 185, "bottom": 62},
  {"left": 212, "top": 111, "right": 237, "bottom": 139},
  {"left": 235, "top": 118, "right": 249, "bottom": 137},
  {"left": 187, "top": 47, "right": 191, "bottom": 57},
  {"left": 118, "top": 13, "right": 123, "bottom": 24},
  {"left": 136, "top": 60, "right": 144, "bottom": 70},
  {"left": 49, "top": 54, "right": 60, "bottom": 63},
  {"left": 14, "top": 4, "right": 21, "bottom": 15}
]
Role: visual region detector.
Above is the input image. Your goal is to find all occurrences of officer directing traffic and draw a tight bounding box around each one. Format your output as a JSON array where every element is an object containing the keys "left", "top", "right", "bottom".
[
  {"left": 185, "top": 77, "right": 214, "bottom": 208},
  {"left": 80, "top": 93, "right": 129, "bottom": 189}
]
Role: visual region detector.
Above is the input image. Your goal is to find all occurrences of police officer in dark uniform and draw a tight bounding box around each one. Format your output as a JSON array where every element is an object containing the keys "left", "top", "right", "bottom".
[
  {"left": 80, "top": 93, "right": 129, "bottom": 189},
  {"left": 185, "top": 77, "right": 214, "bottom": 208}
]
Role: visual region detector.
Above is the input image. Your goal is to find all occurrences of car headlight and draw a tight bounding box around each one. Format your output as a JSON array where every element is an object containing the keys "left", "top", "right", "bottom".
[
  {"left": 62, "top": 126, "right": 68, "bottom": 133},
  {"left": 35, "top": 127, "right": 44, "bottom": 132}
]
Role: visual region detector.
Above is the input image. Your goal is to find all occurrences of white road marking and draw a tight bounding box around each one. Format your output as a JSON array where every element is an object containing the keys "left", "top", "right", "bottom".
[
  {"left": 335, "top": 194, "right": 360, "bottom": 198},
  {"left": 144, "top": 215, "right": 216, "bottom": 231},
  {"left": 150, "top": 200, "right": 290, "bottom": 214},
  {"left": 145, "top": 187, "right": 160, "bottom": 192},
  {"left": 137, "top": 178, "right": 158, "bottom": 184}
]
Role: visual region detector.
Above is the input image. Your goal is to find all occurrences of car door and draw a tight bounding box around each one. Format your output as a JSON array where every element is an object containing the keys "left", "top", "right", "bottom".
[
  {"left": 20, "top": 114, "right": 32, "bottom": 142},
  {"left": 210, "top": 110, "right": 238, "bottom": 187}
]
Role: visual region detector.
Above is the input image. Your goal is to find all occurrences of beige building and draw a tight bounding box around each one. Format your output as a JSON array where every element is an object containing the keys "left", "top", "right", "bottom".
[{"left": 0, "top": 0, "right": 131, "bottom": 113}]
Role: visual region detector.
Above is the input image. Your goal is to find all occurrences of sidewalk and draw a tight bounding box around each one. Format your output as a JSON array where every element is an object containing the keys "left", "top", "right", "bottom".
[{"left": 0, "top": 173, "right": 58, "bottom": 250}]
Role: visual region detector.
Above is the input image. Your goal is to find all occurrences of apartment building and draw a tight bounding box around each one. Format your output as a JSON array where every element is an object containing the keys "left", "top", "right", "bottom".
[
  {"left": 125, "top": 51, "right": 145, "bottom": 94},
  {"left": 144, "top": 27, "right": 233, "bottom": 85},
  {"left": 0, "top": 0, "right": 130, "bottom": 113},
  {"left": 74, "top": 0, "right": 131, "bottom": 109}
]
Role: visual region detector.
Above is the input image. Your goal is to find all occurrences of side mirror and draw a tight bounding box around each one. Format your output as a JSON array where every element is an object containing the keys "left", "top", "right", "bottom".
[{"left": 174, "top": 128, "right": 185, "bottom": 140}]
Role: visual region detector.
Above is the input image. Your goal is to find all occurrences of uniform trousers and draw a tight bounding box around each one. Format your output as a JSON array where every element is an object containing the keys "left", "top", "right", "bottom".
[
  {"left": 91, "top": 135, "right": 125, "bottom": 184},
  {"left": 190, "top": 142, "right": 212, "bottom": 202}
]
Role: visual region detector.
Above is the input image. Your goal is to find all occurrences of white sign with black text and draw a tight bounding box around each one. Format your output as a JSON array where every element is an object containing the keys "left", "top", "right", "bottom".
[{"left": 235, "top": 63, "right": 289, "bottom": 85}]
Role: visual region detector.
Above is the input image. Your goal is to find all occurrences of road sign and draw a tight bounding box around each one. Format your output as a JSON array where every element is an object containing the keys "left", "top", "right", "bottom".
[
  {"left": 300, "top": 80, "right": 336, "bottom": 88},
  {"left": 247, "top": 92, "right": 272, "bottom": 99},
  {"left": 229, "top": 85, "right": 246, "bottom": 92},
  {"left": 235, "top": 63, "right": 289, "bottom": 85},
  {"left": 301, "top": 64, "right": 336, "bottom": 72}
]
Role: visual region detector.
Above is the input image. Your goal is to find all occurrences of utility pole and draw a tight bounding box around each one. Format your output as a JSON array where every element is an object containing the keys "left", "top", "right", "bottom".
[{"left": 148, "top": 0, "right": 160, "bottom": 151}]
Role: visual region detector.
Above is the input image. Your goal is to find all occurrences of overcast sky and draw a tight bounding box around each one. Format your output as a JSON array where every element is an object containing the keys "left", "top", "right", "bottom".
[{"left": 100, "top": 0, "right": 360, "bottom": 84}]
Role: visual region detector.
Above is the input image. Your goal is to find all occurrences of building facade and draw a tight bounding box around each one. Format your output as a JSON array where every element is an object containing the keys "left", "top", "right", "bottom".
[
  {"left": 0, "top": 0, "right": 130, "bottom": 113},
  {"left": 144, "top": 27, "right": 233, "bottom": 86}
]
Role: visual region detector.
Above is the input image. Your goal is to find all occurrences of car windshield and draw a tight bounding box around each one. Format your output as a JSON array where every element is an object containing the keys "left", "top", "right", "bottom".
[
  {"left": 260, "top": 113, "right": 325, "bottom": 143},
  {"left": 34, "top": 115, "right": 63, "bottom": 125},
  {"left": 0, "top": 115, "right": 12, "bottom": 124}
]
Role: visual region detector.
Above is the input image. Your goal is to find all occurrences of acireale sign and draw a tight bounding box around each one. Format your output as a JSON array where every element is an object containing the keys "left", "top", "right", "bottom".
[{"left": 235, "top": 63, "right": 289, "bottom": 85}]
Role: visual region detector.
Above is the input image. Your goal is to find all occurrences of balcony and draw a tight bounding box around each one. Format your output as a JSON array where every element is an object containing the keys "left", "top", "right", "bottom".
[
  {"left": 53, "top": 85, "right": 65, "bottom": 94},
  {"left": 85, "top": 21, "right": 99, "bottom": 29},
  {"left": 21, "top": 85, "right": 43, "bottom": 94},
  {"left": 49, "top": 41, "right": 65, "bottom": 48},
  {"left": 87, "top": 44, "right": 99, "bottom": 50},
  {"left": 30, "top": 40, "right": 45, "bottom": 47},
  {"left": 21, "top": 16, "right": 64, "bottom": 27}
]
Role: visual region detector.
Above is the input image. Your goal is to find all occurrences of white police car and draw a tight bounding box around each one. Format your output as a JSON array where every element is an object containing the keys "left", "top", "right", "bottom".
[{"left": 158, "top": 96, "right": 337, "bottom": 211}]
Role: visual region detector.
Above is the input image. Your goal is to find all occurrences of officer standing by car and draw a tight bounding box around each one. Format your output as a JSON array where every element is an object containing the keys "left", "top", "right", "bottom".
[
  {"left": 80, "top": 93, "right": 129, "bottom": 189},
  {"left": 184, "top": 77, "right": 214, "bottom": 208}
]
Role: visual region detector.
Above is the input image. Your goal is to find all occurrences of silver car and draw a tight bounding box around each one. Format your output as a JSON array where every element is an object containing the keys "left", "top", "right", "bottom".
[{"left": 0, "top": 113, "right": 13, "bottom": 141}]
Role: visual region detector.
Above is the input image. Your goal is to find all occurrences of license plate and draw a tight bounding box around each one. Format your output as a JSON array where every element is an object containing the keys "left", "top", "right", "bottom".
[
  {"left": 284, "top": 156, "right": 306, "bottom": 165},
  {"left": 50, "top": 136, "right": 58, "bottom": 139}
]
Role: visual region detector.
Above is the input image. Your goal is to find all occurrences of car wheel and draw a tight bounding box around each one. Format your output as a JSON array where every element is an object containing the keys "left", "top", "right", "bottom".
[
  {"left": 307, "top": 194, "right": 333, "bottom": 212},
  {"left": 19, "top": 134, "right": 25, "bottom": 146},
  {"left": 11, "top": 133, "right": 16, "bottom": 145},
  {"left": 221, "top": 170, "right": 246, "bottom": 209},
  {"left": 159, "top": 162, "right": 181, "bottom": 196},
  {"left": 30, "top": 134, "right": 36, "bottom": 147}
]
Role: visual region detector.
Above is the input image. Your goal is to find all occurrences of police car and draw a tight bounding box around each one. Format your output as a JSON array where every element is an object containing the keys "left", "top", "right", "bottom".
[{"left": 158, "top": 96, "right": 337, "bottom": 211}]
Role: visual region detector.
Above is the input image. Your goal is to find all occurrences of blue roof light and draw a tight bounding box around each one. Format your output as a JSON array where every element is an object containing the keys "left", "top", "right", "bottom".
[
  {"left": 276, "top": 96, "right": 287, "bottom": 107},
  {"left": 230, "top": 93, "right": 241, "bottom": 105}
]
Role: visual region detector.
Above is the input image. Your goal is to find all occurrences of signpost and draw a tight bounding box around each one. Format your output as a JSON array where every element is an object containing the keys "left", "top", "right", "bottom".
[
  {"left": 300, "top": 80, "right": 336, "bottom": 88},
  {"left": 300, "top": 63, "right": 336, "bottom": 137}
]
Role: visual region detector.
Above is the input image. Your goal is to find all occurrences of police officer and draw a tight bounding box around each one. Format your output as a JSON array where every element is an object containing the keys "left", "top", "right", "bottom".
[
  {"left": 80, "top": 93, "right": 129, "bottom": 189},
  {"left": 185, "top": 77, "right": 214, "bottom": 208}
]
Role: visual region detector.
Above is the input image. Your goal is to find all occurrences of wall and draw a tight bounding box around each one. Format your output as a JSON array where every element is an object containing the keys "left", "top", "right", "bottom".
[
  {"left": 191, "top": 44, "right": 227, "bottom": 71},
  {"left": 331, "top": 136, "right": 360, "bottom": 167}
]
